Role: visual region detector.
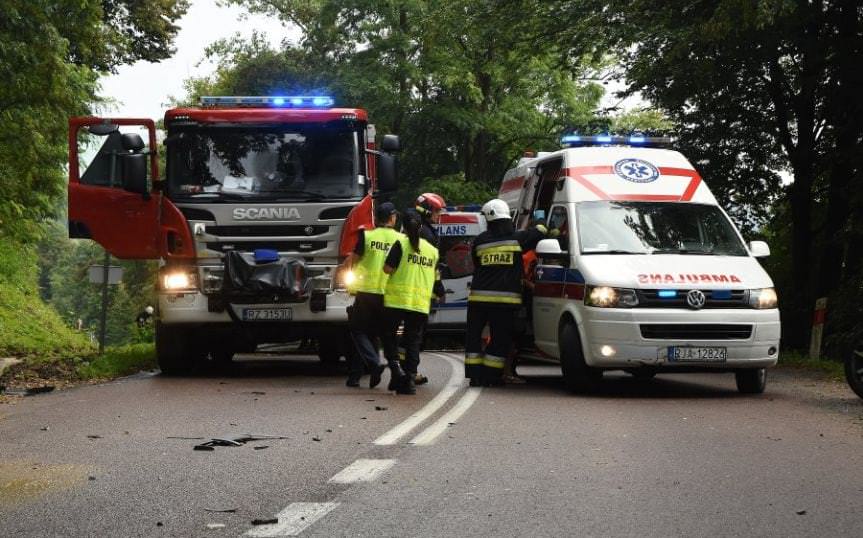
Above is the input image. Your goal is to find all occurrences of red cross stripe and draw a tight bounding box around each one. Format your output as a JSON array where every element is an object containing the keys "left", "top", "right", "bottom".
[{"left": 564, "top": 166, "right": 702, "bottom": 202}]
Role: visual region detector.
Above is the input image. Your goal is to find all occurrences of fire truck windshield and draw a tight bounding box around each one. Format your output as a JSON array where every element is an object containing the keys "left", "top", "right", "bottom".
[
  {"left": 575, "top": 201, "right": 748, "bottom": 256},
  {"left": 166, "top": 125, "right": 362, "bottom": 201}
]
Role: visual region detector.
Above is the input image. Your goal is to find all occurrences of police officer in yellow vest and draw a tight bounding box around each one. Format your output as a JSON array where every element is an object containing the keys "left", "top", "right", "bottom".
[
  {"left": 465, "top": 199, "right": 524, "bottom": 386},
  {"left": 382, "top": 211, "right": 442, "bottom": 394},
  {"left": 342, "top": 202, "right": 403, "bottom": 388}
]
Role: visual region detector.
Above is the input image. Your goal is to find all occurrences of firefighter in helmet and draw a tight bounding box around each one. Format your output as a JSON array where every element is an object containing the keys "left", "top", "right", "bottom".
[{"left": 465, "top": 199, "right": 524, "bottom": 386}]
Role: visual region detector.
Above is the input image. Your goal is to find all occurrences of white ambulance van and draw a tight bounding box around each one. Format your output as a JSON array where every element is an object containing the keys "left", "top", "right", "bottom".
[
  {"left": 426, "top": 208, "right": 486, "bottom": 333},
  {"left": 501, "top": 135, "right": 780, "bottom": 393}
]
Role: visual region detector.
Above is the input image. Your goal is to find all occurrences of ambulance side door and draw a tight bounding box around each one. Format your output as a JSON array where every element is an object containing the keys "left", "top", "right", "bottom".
[{"left": 532, "top": 205, "right": 572, "bottom": 355}]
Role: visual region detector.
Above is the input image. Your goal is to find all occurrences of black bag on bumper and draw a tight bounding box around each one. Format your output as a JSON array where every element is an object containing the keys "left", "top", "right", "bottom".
[{"left": 223, "top": 250, "right": 310, "bottom": 301}]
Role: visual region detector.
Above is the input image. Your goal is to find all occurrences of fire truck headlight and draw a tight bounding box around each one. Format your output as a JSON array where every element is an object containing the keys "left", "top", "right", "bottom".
[
  {"left": 161, "top": 269, "right": 198, "bottom": 291},
  {"left": 749, "top": 288, "right": 778, "bottom": 309},
  {"left": 334, "top": 267, "right": 356, "bottom": 290},
  {"left": 585, "top": 286, "right": 639, "bottom": 308}
]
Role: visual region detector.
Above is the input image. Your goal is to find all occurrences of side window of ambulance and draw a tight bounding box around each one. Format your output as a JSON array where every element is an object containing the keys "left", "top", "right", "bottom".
[
  {"left": 78, "top": 126, "right": 150, "bottom": 187},
  {"left": 548, "top": 206, "right": 570, "bottom": 251}
]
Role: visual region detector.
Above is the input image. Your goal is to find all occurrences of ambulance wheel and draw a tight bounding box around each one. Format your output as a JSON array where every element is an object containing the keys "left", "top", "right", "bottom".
[
  {"left": 156, "top": 322, "right": 203, "bottom": 376},
  {"left": 735, "top": 368, "right": 767, "bottom": 394},
  {"left": 559, "top": 322, "right": 600, "bottom": 393}
]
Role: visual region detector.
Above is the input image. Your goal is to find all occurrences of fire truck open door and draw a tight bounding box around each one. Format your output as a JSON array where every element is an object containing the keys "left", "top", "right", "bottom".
[{"left": 68, "top": 117, "right": 193, "bottom": 260}]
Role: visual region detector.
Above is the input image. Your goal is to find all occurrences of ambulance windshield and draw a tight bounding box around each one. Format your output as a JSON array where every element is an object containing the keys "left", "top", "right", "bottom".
[
  {"left": 576, "top": 201, "right": 748, "bottom": 256},
  {"left": 166, "top": 125, "right": 362, "bottom": 201}
]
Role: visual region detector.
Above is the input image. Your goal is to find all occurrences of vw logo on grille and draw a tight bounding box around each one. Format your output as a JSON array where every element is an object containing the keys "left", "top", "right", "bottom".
[
  {"left": 686, "top": 289, "right": 707, "bottom": 310},
  {"left": 304, "top": 226, "right": 315, "bottom": 236}
]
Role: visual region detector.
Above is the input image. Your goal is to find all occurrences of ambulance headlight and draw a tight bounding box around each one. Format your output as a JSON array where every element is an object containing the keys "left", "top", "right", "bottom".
[
  {"left": 749, "top": 288, "right": 778, "bottom": 309},
  {"left": 585, "top": 286, "right": 639, "bottom": 308},
  {"left": 161, "top": 268, "right": 198, "bottom": 291}
]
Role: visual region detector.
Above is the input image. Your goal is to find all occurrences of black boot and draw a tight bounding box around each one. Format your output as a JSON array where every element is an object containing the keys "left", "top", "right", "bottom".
[
  {"left": 387, "top": 362, "right": 406, "bottom": 391},
  {"left": 369, "top": 362, "right": 385, "bottom": 389},
  {"left": 396, "top": 373, "right": 416, "bottom": 395}
]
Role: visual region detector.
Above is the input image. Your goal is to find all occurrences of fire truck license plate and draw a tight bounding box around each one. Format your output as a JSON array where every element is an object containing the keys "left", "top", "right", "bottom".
[
  {"left": 667, "top": 346, "right": 727, "bottom": 362},
  {"left": 242, "top": 308, "right": 292, "bottom": 321}
]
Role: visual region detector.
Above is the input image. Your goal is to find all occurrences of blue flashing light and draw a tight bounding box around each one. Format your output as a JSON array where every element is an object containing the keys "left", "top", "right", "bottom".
[
  {"left": 595, "top": 134, "right": 612, "bottom": 143},
  {"left": 629, "top": 135, "right": 646, "bottom": 143},
  {"left": 559, "top": 133, "right": 674, "bottom": 148},
  {"left": 200, "top": 95, "right": 335, "bottom": 108},
  {"left": 658, "top": 290, "right": 678, "bottom": 298},
  {"left": 561, "top": 134, "right": 582, "bottom": 144}
]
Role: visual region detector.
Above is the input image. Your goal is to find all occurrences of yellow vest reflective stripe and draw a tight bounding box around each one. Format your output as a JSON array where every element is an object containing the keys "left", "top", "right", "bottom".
[
  {"left": 384, "top": 237, "right": 439, "bottom": 314},
  {"left": 352, "top": 227, "right": 401, "bottom": 295}
]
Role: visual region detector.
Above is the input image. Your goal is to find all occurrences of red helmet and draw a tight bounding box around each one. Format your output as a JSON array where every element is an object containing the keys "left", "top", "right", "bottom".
[{"left": 415, "top": 193, "right": 446, "bottom": 214}]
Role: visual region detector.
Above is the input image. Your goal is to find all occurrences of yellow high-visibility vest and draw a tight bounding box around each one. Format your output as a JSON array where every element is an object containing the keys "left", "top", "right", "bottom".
[
  {"left": 351, "top": 227, "right": 401, "bottom": 295},
  {"left": 384, "top": 237, "right": 439, "bottom": 314}
]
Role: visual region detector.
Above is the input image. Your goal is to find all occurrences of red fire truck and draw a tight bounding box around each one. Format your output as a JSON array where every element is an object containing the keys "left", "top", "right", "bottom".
[{"left": 68, "top": 96, "right": 400, "bottom": 373}]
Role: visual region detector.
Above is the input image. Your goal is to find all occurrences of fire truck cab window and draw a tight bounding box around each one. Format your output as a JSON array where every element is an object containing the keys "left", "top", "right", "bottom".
[{"left": 167, "top": 125, "right": 362, "bottom": 200}]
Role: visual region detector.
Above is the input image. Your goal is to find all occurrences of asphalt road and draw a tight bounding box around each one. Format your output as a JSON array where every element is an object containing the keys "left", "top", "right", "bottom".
[{"left": 1, "top": 352, "right": 862, "bottom": 537}]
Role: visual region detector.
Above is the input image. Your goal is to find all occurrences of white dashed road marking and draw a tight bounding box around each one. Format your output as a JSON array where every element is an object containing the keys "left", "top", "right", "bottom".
[
  {"left": 328, "top": 459, "right": 397, "bottom": 484},
  {"left": 243, "top": 503, "right": 340, "bottom": 537},
  {"left": 374, "top": 353, "right": 465, "bottom": 445},
  {"left": 410, "top": 387, "right": 483, "bottom": 446}
]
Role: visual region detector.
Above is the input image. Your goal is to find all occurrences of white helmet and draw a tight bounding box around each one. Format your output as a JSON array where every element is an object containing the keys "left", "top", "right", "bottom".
[{"left": 481, "top": 199, "right": 510, "bottom": 222}]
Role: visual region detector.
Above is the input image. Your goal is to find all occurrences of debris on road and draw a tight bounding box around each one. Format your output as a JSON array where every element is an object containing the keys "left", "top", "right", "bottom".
[
  {"left": 26, "top": 385, "right": 55, "bottom": 395},
  {"left": 253, "top": 445, "right": 269, "bottom": 450},
  {"left": 204, "top": 508, "right": 237, "bottom": 513},
  {"left": 796, "top": 510, "right": 807, "bottom": 515},
  {"left": 40, "top": 426, "right": 49, "bottom": 431},
  {"left": 191, "top": 434, "right": 289, "bottom": 451},
  {"left": 375, "top": 406, "right": 388, "bottom": 411},
  {"left": 86, "top": 435, "right": 102, "bottom": 439},
  {"left": 312, "top": 436, "right": 321, "bottom": 442},
  {"left": 251, "top": 518, "right": 278, "bottom": 525}
]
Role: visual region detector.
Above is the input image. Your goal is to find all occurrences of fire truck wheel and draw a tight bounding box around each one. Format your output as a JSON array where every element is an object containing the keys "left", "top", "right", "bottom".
[
  {"left": 156, "top": 322, "right": 203, "bottom": 376},
  {"left": 317, "top": 338, "right": 342, "bottom": 365},
  {"left": 845, "top": 345, "right": 863, "bottom": 399},
  {"left": 735, "top": 368, "right": 767, "bottom": 394},
  {"left": 559, "top": 321, "right": 600, "bottom": 393}
]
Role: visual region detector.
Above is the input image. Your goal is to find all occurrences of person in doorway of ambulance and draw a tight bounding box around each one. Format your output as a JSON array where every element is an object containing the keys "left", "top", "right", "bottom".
[
  {"left": 381, "top": 211, "right": 442, "bottom": 395},
  {"left": 340, "top": 202, "right": 402, "bottom": 388},
  {"left": 465, "top": 199, "right": 525, "bottom": 387},
  {"left": 402, "top": 192, "right": 448, "bottom": 386},
  {"left": 504, "top": 210, "right": 560, "bottom": 383}
]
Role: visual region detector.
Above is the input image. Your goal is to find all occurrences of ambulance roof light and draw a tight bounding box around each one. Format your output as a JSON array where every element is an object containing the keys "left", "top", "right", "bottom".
[
  {"left": 199, "top": 95, "right": 335, "bottom": 108},
  {"left": 560, "top": 134, "right": 673, "bottom": 148}
]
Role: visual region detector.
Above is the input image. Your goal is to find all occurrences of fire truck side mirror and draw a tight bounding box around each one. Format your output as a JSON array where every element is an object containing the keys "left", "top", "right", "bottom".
[
  {"left": 377, "top": 152, "right": 398, "bottom": 193},
  {"left": 381, "top": 134, "right": 401, "bottom": 152}
]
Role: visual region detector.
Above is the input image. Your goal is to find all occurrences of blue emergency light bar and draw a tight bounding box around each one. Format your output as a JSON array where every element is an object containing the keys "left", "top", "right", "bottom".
[
  {"left": 560, "top": 134, "right": 673, "bottom": 148},
  {"left": 657, "top": 290, "right": 678, "bottom": 298},
  {"left": 445, "top": 204, "right": 482, "bottom": 212},
  {"left": 199, "top": 95, "right": 335, "bottom": 108}
]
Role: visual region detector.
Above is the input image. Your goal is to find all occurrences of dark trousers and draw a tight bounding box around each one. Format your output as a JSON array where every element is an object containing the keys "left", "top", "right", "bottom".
[
  {"left": 347, "top": 292, "right": 386, "bottom": 375},
  {"left": 465, "top": 303, "right": 516, "bottom": 381},
  {"left": 381, "top": 307, "right": 428, "bottom": 375}
]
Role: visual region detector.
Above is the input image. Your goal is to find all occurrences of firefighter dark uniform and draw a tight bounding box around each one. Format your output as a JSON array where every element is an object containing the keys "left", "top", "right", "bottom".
[
  {"left": 465, "top": 201, "right": 524, "bottom": 385},
  {"left": 381, "top": 234, "right": 440, "bottom": 394},
  {"left": 345, "top": 204, "right": 401, "bottom": 388}
]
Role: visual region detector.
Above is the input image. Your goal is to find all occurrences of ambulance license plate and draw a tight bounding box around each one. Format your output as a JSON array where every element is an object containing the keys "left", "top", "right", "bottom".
[
  {"left": 242, "top": 308, "right": 292, "bottom": 321},
  {"left": 667, "top": 346, "right": 727, "bottom": 362}
]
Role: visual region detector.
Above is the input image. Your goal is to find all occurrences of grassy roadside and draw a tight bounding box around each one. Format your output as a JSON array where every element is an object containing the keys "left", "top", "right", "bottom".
[
  {"left": 777, "top": 351, "right": 845, "bottom": 381},
  {"left": 0, "top": 343, "right": 156, "bottom": 394}
]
